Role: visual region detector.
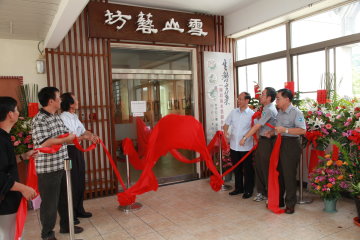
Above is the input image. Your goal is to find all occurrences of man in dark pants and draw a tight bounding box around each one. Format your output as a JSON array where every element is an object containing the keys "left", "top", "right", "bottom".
[
  {"left": 274, "top": 88, "right": 306, "bottom": 214},
  {"left": 240, "top": 87, "right": 277, "bottom": 203},
  {"left": 32, "top": 87, "right": 83, "bottom": 240},
  {"left": 223, "top": 92, "right": 255, "bottom": 199},
  {"left": 60, "top": 92, "right": 99, "bottom": 223},
  {"left": 0, "top": 97, "right": 37, "bottom": 240}
]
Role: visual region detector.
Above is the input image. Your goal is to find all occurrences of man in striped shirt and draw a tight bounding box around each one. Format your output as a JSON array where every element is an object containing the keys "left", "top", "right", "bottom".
[{"left": 32, "top": 87, "right": 82, "bottom": 240}]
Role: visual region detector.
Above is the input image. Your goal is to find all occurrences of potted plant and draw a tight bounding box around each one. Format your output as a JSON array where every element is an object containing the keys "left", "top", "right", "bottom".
[{"left": 309, "top": 144, "right": 349, "bottom": 213}]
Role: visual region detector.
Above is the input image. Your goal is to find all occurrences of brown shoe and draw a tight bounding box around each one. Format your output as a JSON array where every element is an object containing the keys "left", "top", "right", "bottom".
[
  {"left": 60, "top": 226, "right": 84, "bottom": 234},
  {"left": 285, "top": 207, "right": 295, "bottom": 214}
]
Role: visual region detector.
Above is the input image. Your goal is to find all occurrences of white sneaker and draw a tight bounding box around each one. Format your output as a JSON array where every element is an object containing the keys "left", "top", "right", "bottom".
[{"left": 253, "top": 193, "right": 267, "bottom": 202}]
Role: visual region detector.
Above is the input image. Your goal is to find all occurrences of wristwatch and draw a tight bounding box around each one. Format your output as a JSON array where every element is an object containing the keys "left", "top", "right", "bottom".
[{"left": 285, "top": 128, "right": 289, "bottom": 134}]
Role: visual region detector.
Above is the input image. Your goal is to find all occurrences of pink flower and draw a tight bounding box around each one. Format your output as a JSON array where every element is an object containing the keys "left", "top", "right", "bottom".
[
  {"left": 13, "top": 140, "right": 20, "bottom": 146},
  {"left": 325, "top": 124, "right": 332, "bottom": 129},
  {"left": 317, "top": 111, "right": 322, "bottom": 116},
  {"left": 347, "top": 117, "right": 352, "bottom": 122},
  {"left": 18, "top": 132, "right": 23, "bottom": 138},
  {"left": 332, "top": 129, "right": 337, "bottom": 133},
  {"left": 356, "top": 112, "right": 360, "bottom": 118},
  {"left": 336, "top": 115, "right": 341, "bottom": 119},
  {"left": 344, "top": 122, "right": 350, "bottom": 127},
  {"left": 27, "top": 144, "right": 33, "bottom": 149},
  {"left": 10, "top": 136, "right": 16, "bottom": 141},
  {"left": 325, "top": 113, "right": 331, "bottom": 117}
]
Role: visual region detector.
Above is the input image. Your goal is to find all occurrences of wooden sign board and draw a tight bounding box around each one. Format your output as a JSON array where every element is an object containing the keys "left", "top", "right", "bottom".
[{"left": 87, "top": 2, "right": 215, "bottom": 45}]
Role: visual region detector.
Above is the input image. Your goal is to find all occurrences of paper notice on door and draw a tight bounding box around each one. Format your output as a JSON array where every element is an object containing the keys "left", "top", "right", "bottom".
[
  {"left": 133, "top": 112, "right": 144, "bottom": 117},
  {"left": 131, "top": 101, "right": 146, "bottom": 113}
]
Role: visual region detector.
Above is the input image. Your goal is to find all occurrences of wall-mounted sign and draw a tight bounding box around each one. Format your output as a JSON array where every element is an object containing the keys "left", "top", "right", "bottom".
[
  {"left": 87, "top": 2, "right": 215, "bottom": 45},
  {"left": 203, "top": 52, "right": 235, "bottom": 143}
]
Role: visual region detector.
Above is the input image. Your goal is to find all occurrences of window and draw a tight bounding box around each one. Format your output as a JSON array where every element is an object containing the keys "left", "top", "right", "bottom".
[
  {"left": 291, "top": 1, "right": 360, "bottom": 48},
  {"left": 336, "top": 43, "right": 360, "bottom": 97},
  {"left": 236, "top": 25, "right": 286, "bottom": 61},
  {"left": 237, "top": 64, "right": 258, "bottom": 95},
  {"left": 260, "top": 58, "right": 287, "bottom": 91},
  {"left": 293, "top": 51, "right": 326, "bottom": 99}
]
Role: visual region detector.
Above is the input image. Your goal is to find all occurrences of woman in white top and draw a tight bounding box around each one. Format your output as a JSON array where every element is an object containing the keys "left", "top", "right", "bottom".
[{"left": 60, "top": 93, "right": 99, "bottom": 224}]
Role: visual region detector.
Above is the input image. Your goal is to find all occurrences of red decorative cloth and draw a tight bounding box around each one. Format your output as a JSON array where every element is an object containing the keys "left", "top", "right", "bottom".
[
  {"left": 309, "top": 149, "right": 325, "bottom": 173},
  {"left": 117, "top": 115, "right": 223, "bottom": 206}
]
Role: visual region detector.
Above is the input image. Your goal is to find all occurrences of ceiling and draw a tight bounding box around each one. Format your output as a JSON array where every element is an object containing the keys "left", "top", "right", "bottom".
[
  {"left": 0, "top": 0, "right": 254, "bottom": 42},
  {"left": 0, "top": 0, "right": 61, "bottom": 41},
  {"left": 109, "top": 0, "right": 254, "bottom": 15}
]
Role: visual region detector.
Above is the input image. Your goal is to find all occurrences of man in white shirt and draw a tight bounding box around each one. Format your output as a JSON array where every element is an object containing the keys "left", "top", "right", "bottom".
[
  {"left": 60, "top": 93, "right": 99, "bottom": 225},
  {"left": 223, "top": 92, "right": 255, "bottom": 198}
]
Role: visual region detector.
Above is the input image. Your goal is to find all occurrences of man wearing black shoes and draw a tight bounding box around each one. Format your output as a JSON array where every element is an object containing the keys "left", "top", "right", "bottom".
[
  {"left": 32, "top": 87, "right": 84, "bottom": 240},
  {"left": 223, "top": 92, "right": 255, "bottom": 199}
]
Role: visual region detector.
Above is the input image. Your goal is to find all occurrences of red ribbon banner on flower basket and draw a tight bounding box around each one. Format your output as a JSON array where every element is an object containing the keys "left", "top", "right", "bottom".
[
  {"left": 305, "top": 130, "right": 324, "bottom": 173},
  {"left": 317, "top": 90, "right": 327, "bottom": 104},
  {"left": 284, "top": 82, "right": 295, "bottom": 94}
]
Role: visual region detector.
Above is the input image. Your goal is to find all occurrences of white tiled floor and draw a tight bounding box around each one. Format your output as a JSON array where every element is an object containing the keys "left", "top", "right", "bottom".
[{"left": 23, "top": 179, "right": 360, "bottom": 240}]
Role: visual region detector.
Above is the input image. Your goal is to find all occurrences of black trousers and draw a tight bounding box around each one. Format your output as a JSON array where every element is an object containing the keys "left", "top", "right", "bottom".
[
  {"left": 278, "top": 137, "right": 302, "bottom": 208},
  {"left": 38, "top": 170, "right": 68, "bottom": 239},
  {"left": 67, "top": 145, "right": 86, "bottom": 216},
  {"left": 230, "top": 149, "right": 254, "bottom": 194},
  {"left": 254, "top": 137, "right": 275, "bottom": 196}
]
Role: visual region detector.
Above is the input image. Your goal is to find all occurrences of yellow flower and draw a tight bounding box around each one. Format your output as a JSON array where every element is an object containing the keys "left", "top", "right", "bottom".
[{"left": 326, "top": 160, "right": 333, "bottom": 166}]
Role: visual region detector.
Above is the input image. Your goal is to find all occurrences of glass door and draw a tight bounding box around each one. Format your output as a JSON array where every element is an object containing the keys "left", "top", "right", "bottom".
[{"left": 111, "top": 45, "right": 198, "bottom": 185}]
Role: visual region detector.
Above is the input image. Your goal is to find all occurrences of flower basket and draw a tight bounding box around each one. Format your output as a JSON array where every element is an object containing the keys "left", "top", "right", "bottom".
[{"left": 309, "top": 145, "right": 349, "bottom": 204}]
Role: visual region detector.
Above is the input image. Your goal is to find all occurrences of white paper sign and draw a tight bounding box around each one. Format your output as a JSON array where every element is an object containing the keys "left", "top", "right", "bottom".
[
  {"left": 203, "top": 52, "right": 235, "bottom": 143},
  {"left": 131, "top": 101, "right": 146, "bottom": 113}
]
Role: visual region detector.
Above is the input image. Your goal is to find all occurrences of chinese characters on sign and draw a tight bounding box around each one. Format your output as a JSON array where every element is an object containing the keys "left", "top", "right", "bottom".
[
  {"left": 203, "top": 52, "right": 234, "bottom": 142},
  {"left": 104, "top": 9, "right": 208, "bottom": 37},
  {"left": 104, "top": 10, "right": 132, "bottom": 30}
]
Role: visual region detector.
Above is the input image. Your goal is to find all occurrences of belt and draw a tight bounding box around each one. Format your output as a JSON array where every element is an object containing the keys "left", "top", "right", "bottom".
[
  {"left": 281, "top": 136, "right": 299, "bottom": 139},
  {"left": 260, "top": 136, "right": 276, "bottom": 139}
]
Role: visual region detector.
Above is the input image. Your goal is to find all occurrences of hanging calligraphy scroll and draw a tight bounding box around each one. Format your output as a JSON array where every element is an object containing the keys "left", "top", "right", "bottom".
[
  {"left": 87, "top": 2, "right": 215, "bottom": 45},
  {"left": 203, "top": 52, "right": 235, "bottom": 142}
]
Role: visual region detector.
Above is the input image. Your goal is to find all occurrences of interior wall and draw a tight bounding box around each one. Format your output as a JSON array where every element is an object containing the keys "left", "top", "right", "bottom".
[{"left": 0, "top": 39, "right": 47, "bottom": 89}]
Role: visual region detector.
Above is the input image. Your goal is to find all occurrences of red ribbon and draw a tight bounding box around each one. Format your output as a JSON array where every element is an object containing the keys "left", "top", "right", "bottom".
[
  {"left": 266, "top": 124, "right": 285, "bottom": 214},
  {"left": 15, "top": 134, "right": 116, "bottom": 240}
]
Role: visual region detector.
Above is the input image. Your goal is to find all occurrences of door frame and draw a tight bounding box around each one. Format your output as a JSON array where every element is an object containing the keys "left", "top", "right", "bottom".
[{"left": 109, "top": 42, "right": 201, "bottom": 178}]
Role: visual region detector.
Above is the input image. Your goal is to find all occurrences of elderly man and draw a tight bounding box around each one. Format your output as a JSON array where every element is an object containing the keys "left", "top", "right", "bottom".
[
  {"left": 240, "top": 87, "right": 277, "bottom": 202},
  {"left": 223, "top": 92, "right": 255, "bottom": 199},
  {"left": 274, "top": 88, "right": 306, "bottom": 214}
]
